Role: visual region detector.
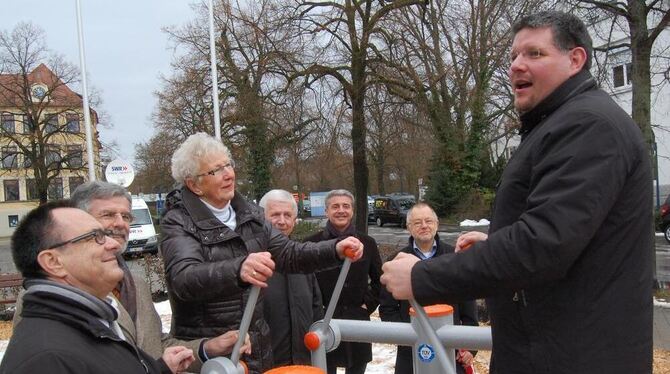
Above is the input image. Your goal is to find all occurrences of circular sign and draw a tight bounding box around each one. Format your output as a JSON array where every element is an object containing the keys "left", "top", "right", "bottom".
[
  {"left": 105, "top": 158, "right": 135, "bottom": 187},
  {"left": 417, "top": 344, "right": 435, "bottom": 363}
]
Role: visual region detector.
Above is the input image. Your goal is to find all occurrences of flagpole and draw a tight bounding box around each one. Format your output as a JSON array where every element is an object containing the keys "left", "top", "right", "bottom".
[
  {"left": 208, "top": 0, "right": 222, "bottom": 140},
  {"left": 75, "top": 0, "right": 96, "bottom": 181}
]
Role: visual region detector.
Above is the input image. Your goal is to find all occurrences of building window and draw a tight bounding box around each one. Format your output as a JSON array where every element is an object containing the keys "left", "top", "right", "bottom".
[
  {"left": 1, "top": 146, "right": 18, "bottom": 169},
  {"left": 45, "top": 144, "right": 61, "bottom": 166},
  {"left": 23, "top": 153, "right": 32, "bottom": 168},
  {"left": 26, "top": 179, "right": 38, "bottom": 200},
  {"left": 66, "top": 145, "right": 82, "bottom": 168},
  {"left": 65, "top": 113, "right": 80, "bottom": 133},
  {"left": 1, "top": 114, "right": 14, "bottom": 134},
  {"left": 22, "top": 116, "right": 34, "bottom": 134},
  {"left": 8, "top": 215, "right": 18, "bottom": 228},
  {"left": 44, "top": 115, "right": 59, "bottom": 134},
  {"left": 613, "top": 63, "right": 633, "bottom": 88},
  {"left": 68, "top": 176, "right": 84, "bottom": 196},
  {"left": 48, "top": 178, "right": 63, "bottom": 200},
  {"left": 3, "top": 180, "right": 19, "bottom": 201}
]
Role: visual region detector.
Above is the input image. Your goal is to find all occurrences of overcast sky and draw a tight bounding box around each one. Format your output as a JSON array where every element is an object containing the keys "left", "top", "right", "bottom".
[{"left": 4, "top": 1, "right": 197, "bottom": 165}]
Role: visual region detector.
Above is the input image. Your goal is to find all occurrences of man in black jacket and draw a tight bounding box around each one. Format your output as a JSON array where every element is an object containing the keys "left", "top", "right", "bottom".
[
  {"left": 259, "top": 189, "right": 323, "bottom": 366},
  {"left": 379, "top": 203, "right": 477, "bottom": 374},
  {"left": 306, "top": 189, "right": 383, "bottom": 374},
  {"left": 1, "top": 201, "right": 194, "bottom": 374},
  {"left": 382, "top": 11, "right": 653, "bottom": 374}
]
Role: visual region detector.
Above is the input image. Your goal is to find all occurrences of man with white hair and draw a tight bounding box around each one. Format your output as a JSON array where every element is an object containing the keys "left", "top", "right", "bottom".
[
  {"left": 161, "top": 133, "right": 364, "bottom": 374},
  {"left": 259, "top": 189, "right": 323, "bottom": 367}
]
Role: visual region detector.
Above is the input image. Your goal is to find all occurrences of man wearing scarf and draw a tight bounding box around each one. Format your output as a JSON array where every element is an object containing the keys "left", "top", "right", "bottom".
[
  {"left": 305, "top": 189, "right": 382, "bottom": 374},
  {"left": 1, "top": 201, "right": 194, "bottom": 373}
]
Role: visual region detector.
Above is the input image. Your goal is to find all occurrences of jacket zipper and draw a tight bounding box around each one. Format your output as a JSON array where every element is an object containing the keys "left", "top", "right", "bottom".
[
  {"left": 98, "top": 332, "right": 150, "bottom": 373},
  {"left": 513, "top": 290, "right": 528, "bottom": 307}
]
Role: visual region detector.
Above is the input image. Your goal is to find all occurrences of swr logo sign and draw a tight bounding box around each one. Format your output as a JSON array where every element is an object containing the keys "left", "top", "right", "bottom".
[{"left": 110, "top": 166, "right": 128, "bottom": 172}]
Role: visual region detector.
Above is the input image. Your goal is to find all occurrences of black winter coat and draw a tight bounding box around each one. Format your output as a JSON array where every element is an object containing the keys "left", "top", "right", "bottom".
[
  {"left": 306, "top": 225, "right": 382, "bottom": 368},
  {"left": 160, "top": 188, "right": 342, "bottom": 374},
  {"left": 379, "top": 235, "right": 478, "bottom": 374},
  {"left": 412, "top": 70, "right": 653, "bottom": 373},
  {"left": 264, "top": 271, "right": 323, "bottom": 366},
  {"left": 0, "top": 281, "right": 169, "bottom": 374}
]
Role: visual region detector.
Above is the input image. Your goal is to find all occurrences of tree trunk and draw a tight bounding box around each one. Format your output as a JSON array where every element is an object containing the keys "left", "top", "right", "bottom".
[{"left": 351, "top": 52, "right": 369, "bottom": 233}]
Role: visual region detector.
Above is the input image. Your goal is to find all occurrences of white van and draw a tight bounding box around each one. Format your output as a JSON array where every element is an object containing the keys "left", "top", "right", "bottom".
[{"left": 125, "top": 198, "right": 158, "bottom": 256}]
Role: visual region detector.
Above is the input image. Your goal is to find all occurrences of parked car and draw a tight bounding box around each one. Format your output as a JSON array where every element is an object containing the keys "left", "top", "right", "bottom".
[
  {"left": 124, "top": 198, "right": 158, "bottom": 258},
  {"left": 367, "top": 195, "right": 377, "bottom": 223},
  {"left": 660, "top": 194, "right": 670, "bottom": 243},
  {"left": 373, "top": 194, "right": 416, "bottom": 228}
]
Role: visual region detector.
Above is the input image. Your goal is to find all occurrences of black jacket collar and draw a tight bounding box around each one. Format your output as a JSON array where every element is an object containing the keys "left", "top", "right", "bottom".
[
  {"left": 22, "top": 279, "right": 120, "bottom": 340},
  {"left": 518, "top": 69, "right": 597, "bottom": 139}
]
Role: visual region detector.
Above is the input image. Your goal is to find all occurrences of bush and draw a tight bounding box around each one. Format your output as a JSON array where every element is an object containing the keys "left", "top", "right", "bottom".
[{"left": 291, "top": 220, "right": 322, "bottom": 241}]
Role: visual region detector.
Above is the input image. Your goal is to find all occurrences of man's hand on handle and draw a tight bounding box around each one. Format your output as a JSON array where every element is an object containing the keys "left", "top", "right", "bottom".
[
  {"left": 455, "top": 231, "right": 488, "bottom": 253},
  {"left": 380, "top": 252, "right": 420, "bottom": 300},
  {"left": 335, "top": 236, "right": 364, "bottom": 261}
]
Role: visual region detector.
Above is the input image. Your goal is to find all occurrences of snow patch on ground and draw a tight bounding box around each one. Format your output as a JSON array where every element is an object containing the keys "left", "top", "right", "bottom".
[
  {"left": 655, "top": 297, "right": 670, "bottom": 309},
  {"left": 460, "top": 219, "right": 490, "bottom": 227}
]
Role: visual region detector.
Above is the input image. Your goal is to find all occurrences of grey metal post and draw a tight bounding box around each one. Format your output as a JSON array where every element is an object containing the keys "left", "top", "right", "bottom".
[{"left": 410, "top": 304, "right": 456, "bottom": 374}]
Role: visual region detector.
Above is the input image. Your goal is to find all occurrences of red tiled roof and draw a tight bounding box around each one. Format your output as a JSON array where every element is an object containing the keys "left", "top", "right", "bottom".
[{"left": 0, "top": 63, "right": 85, "bottom": 107}]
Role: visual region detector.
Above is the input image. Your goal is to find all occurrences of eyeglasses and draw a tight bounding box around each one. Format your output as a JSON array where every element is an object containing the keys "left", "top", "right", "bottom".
[
  {"left": 97, "top": 211, "right": 134, "bottom": 224},
  {"left": 410, "top": 219, "right": 437, "bottom": 228},
  {"left": 195, "top": 160, "right": 235, "bottom": 178},
  {"left": 49, "top": 228, "right": 113, "bottom": 250}
]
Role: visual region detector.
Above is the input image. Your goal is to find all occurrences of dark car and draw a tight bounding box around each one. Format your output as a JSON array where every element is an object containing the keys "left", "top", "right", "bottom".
[
  {"left": 373, "top": 194, "right": 416, "bottom": 228},
  {"left": 661, "top": 194, "right": 670, "bottom": 243}
]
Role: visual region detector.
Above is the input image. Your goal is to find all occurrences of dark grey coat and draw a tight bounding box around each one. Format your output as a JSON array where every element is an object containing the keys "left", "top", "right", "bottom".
[
  {"left": 160, "top": 187, "right": 341, "bottom": 374},
  {"left": 264, "top": 271, "right": 323, "bottom": 366},
  {"left": 412, "top": 70, "right": 653, "bottom": 373}
]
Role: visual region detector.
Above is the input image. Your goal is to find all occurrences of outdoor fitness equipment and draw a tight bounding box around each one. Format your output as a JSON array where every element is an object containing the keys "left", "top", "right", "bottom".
[
  {"left": 201, "top": 246, "right": 492, "bottom": 374},
  {"left": 200, "top": 286, "right": 259, "bottom": 374},
  {"left": 304, "top": 248, "right": 492, "bottom": 374}
]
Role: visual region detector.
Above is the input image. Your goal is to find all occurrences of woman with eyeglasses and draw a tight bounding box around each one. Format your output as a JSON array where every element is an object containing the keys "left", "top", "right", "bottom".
[{"left": 159, "top": 132, "right": 365, "bottom": 374}]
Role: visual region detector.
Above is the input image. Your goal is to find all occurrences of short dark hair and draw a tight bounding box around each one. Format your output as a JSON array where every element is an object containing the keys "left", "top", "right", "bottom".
[
  {"left": 11, "top": 200, "right": 75, "bottom": 279},
  {"left": 513, "top": 11, "right": 593, "bottom": 70}
]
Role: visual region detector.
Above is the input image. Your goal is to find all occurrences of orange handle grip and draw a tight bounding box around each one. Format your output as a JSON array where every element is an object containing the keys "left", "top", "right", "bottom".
[{"left": 343, "top": 246, "right": 357, "bottom": 259}]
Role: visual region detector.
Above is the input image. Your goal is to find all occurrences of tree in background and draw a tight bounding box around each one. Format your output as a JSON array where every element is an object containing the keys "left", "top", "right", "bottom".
[
  {"left": 0, "top": 22, "right": 98, "bottom": 204},
  {"left": 374, "top": 0, "right": 546, "bottom": 216},
  {"left": 568, "top": 0, "right": 669, "bottom": 160},
  {"left": 290, "top": 0, "right": 426, "bottom": 231}
]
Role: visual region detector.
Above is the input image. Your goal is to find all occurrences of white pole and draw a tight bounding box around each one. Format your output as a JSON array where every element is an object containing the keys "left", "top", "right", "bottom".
[
  {"left": 208, "top": 0, "right": 222, "bottom": 140},
  {"left": 75, "top": 0, "right": 96, "bottom": 181}
]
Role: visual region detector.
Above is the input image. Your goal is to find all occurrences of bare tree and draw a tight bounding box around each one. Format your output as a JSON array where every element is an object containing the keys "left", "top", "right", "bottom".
[
  {"left": 155, "top": 0, "right": 310, "bottom": 201},
  {"left": 568, "top": 0, "right": 670, "bottom": 157},
  {"left": 0, "top": 22, "right": 97, "bottom": 204},
  {"left": 371, "top": 0, "right": 547, "bottom": 215},
  {"left": 291, "top": 0, "right": 425, "bottom": 232}
]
